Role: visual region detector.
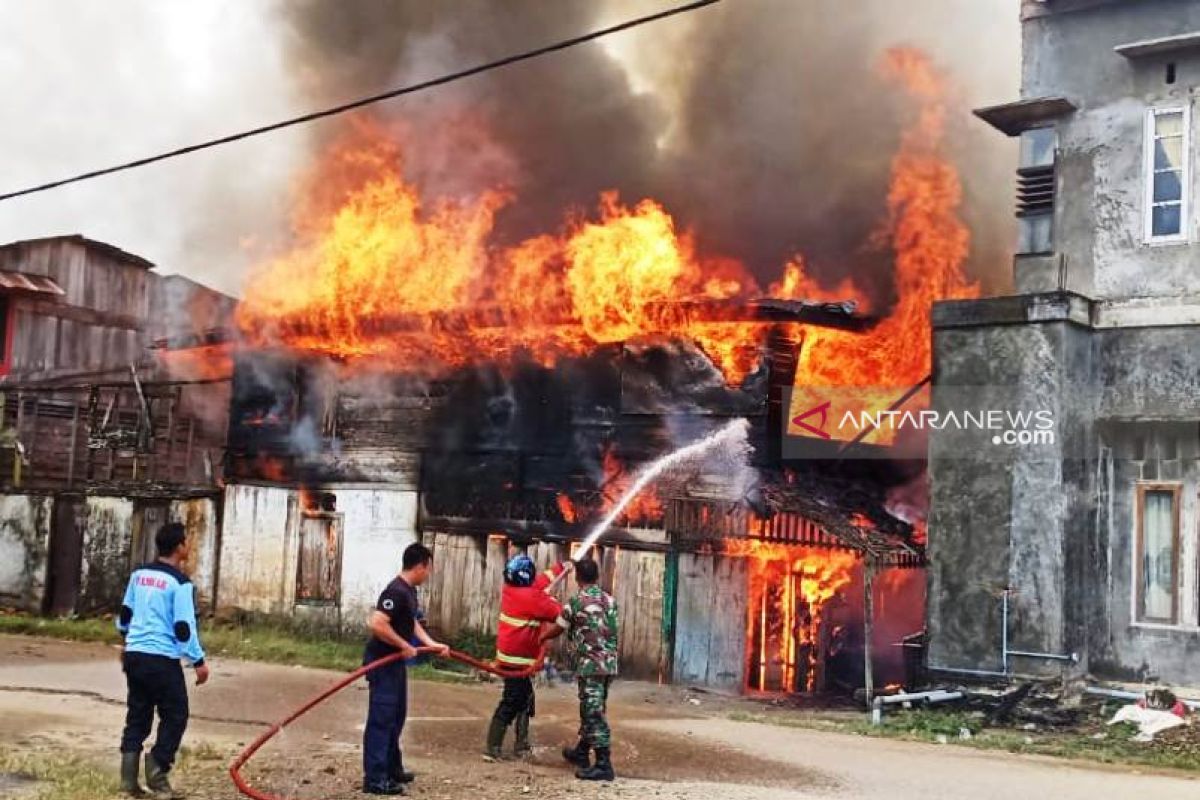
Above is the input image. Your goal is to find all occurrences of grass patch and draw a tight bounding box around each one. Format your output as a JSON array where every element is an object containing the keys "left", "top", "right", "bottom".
[
  {"left": 730, "top": 705, "right": 1200, "bottom": 773},
  {"left": 0, "top": 749, "right": 113, "bottom": 800},
  {"left": 0, "top": 612, "right": 469, "bottom": 683}
]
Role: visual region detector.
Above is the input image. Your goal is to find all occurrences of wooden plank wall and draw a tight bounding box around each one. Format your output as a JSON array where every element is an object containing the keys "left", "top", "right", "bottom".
[
  {"left": 674, "top": 553, "right": 748, "bottom": 691},
  {"left": 421, "top": 531, "right": 491, "bottom": 640},
  {"left": 0, "top": 238, "right": 154, "bottom": 381},
  {"left": 612, "top": 548, "right": 666, "bottom": 681},
  {"left": 0, "top": 384, "right": 226, "bottom": 489},
  {"left": 421, "top": 530, "right": 669, "bottom": 678}
]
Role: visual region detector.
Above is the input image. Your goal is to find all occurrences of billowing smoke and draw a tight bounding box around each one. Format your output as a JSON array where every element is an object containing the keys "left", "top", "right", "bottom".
[
  {"left": 1, "top": 2, "right": 1016, "bottom": 303},
  {"left": 279, "top": 0, "right": 1019, "bottom": 302}
]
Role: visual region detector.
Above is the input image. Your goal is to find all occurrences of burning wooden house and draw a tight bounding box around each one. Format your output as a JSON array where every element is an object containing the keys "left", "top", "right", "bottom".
[
  {"left": 198, "top": 61, "right": 976, "bottom": 696},
  {"left": 212, "top": 298, "right": 925, "bottom": 695}
]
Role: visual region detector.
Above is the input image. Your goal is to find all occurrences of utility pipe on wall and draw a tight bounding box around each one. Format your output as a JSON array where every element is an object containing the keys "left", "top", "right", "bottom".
[{"left": 871, "top": 689, "right": 964, "bottom": 726}]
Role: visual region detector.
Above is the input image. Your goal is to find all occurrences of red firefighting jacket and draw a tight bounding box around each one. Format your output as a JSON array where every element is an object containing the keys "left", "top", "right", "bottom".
[{"left": 496, "top": 563, "right": 565, "bottom": 669}]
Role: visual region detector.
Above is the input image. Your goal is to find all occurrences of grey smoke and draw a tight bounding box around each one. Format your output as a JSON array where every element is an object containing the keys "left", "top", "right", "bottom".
[
  {"left": 278, "top": 0, "right": 1020, "bottom": 301},
  {"left": 1, "top": 1, "right": 1018, "bottom": 303}
]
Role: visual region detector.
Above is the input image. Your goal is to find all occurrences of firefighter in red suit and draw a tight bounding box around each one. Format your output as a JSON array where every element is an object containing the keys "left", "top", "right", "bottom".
[{"left": 484, "top": 553, "right": 568, "bottom": 759}]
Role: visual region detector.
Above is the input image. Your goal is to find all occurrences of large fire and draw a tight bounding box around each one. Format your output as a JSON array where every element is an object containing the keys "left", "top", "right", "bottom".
[
  {"left": 553, "top": 445, "right": 665, "bottom": 529},
  {"left": 236, "top": 48, "right": 975, "bottom": 391},
  {"left": 790, "top": 48, "right": 977, "bottom": 390},
  {"left": 723, "top": 539, "right": 857, "bottom": 692}
]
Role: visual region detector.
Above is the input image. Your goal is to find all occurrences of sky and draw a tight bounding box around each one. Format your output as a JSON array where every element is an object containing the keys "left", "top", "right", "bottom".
[{"left": 0, "top": 1, "right": 1021, "bottom": 299}]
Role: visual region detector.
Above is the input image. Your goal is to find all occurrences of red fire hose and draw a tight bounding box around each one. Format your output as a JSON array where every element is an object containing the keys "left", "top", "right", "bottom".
[{"left": 229, "top": 647, "right": 547, "bottom": 800}]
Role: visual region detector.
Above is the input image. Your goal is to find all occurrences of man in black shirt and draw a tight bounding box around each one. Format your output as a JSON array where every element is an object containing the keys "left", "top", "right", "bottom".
[{"left": 362, "top": 543, "right": 449, "bottom": 796}]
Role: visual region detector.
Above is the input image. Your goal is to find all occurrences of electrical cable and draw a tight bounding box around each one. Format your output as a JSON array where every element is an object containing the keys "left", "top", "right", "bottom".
[{"left": 0, "top": 0, "right": 720, "bottom": 204}]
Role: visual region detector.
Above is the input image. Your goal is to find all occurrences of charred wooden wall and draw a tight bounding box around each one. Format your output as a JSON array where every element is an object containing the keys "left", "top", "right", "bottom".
[{"left": 0, "top": 383, "right": 228, "bottom": 491}]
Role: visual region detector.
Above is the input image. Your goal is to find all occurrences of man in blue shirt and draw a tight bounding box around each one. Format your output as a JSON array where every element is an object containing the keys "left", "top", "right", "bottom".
[{"left": 116, "top": 523, "right": 209, "bottom": 798}]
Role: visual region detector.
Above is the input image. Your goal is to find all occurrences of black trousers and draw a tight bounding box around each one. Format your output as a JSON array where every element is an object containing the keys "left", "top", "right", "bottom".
[
  {"left": 363, "top": 662, "right": 408, "bottom": 785},
  {"left": 120, "top": 652, "right": 189, "bottom": 770},
  {"left": 492, "top": 677, "right": 534, "bottom": 726}
]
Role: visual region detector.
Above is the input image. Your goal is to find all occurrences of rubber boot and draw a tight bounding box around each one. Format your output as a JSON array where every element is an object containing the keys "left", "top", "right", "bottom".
[
  {"left": 576, "top": 747, "right": 615, "bottom": 782},
  {"left": 513, "top": 712, "right": 532, "bottom": 758},
  {"left": 483, "top": 717, "right": 507, "bottom": 761},
  {"left": 144, "top": 754, "right": 182, "bottom": 799},
  {"left": 388, "top": 767, "right": 415, "bottom": 785},
  {"left": 561, "top": 740, "right": 590, "bottom": 770},
  {"left": 120, "top": 752, "right": 146, "bottom": 797}
]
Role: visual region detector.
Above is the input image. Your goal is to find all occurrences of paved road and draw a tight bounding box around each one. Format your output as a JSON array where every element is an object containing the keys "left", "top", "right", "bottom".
[
  {"left": 1, "top": 634, "right": 1198, "bottom": 799},
  {"left": 636, "top": 717, "right": 1200, "bottom": 800}
]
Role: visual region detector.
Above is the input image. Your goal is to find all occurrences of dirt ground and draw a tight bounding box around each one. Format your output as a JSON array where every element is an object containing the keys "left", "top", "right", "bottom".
[{"left": 2, "top": 635, "right": 1200, "bottom": 800}]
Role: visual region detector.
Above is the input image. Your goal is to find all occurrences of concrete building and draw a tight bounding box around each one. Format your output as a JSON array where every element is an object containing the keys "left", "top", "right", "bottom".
[{"left": 929, "top": 0, "right": 1200, "bottom": 684}]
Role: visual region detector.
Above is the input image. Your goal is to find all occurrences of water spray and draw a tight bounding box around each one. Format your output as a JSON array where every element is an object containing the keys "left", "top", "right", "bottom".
[
  {"left": 578, "top": 417, "right": 750, "bottom": 558},
  {"left": 544, "top": 418, "right": 752, "bottom": 596},
  {"left": 230, "top": 418, "right": 752, "bottom": 799}
]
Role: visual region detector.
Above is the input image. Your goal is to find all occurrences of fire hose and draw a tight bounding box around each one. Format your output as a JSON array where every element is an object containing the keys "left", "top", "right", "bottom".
[{"left": 229, "top": 646, "right": 547, "bottom": 800}]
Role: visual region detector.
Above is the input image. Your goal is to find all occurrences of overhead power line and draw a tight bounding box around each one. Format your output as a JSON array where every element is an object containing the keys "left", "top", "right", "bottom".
[{"left": 0, "top": 0, "right": 720, "bottom": 204}]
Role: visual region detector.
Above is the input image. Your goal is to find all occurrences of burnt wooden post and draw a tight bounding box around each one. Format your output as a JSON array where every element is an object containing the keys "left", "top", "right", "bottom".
[
  {"left": 183, "top": 417, "right": 196, "bottom": 483},
  {"left": 28, "top": 396, "right": 41, "bottom": 475},
  {"left": 66, "top": 402, "right": 80, "bottom": 487},
  {"left": 863, "top": 556, "right": 877, "bottom": 704},
  {"left": 163, "top": 391, "right": 177, "bottom": 481},
  {"left": 13, "top": 392, "right": 24, "bottom": 487},
  {"left": 84, "top": 385, "right": 99, "bottom": 481},
  {"left": 107, "top": 390, "right": 119, "bottom": 482}
]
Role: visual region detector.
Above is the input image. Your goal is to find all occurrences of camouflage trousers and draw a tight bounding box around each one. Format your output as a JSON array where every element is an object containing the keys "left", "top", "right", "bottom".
[{"left": 576, "top": 676, "right": 612, "bottom": 749}]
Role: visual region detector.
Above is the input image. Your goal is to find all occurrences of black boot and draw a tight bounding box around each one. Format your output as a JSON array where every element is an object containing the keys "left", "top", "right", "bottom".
[
  {"left": 144, "top": 754, "right": 182, "bottom": 799},
  {"left": 483, "top": 717, "right": 507, "bottom": 761},
  {"left": 388, "top": 766, "right": 415, "bottom": 785},
  {"left": 513, "top": 712, "right": 532, "bottom": 758},
  {"left": 561, "top": 740, "right": 590, "bottom": 769},
  {"left": 120, "top": 752, "right": 146, "bottom": 797},
  {"left": 576, "top": 747, "right": 614, "bottom": 782}
]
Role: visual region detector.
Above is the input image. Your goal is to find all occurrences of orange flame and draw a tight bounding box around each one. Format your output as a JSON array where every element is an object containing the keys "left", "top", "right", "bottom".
[
  {"left": 236, "top": 48, "right": 974, "bottom": 401},
  {"left": 723, "top": 539, "right": 857, "bottom": 692},
  {"left": 556, "top": 493, "right": 578, "bottom": 524},
  {"left": 599, "top": 447, "right": 664, "bottom": 527},
  {"left": 236, "top": 120, "right": 764, "bottom": 380},
  {"left": 791, "top": 48, "right": 978, "bottom": 391}
]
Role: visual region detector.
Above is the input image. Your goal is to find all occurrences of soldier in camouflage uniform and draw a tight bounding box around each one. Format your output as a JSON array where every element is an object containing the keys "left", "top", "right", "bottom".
[{"left": 541, "top": 558, "right": 618, "bottom": 782}]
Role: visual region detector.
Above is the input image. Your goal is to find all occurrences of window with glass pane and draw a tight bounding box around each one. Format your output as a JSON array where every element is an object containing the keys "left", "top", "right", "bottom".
[
  {"left": 1016, "top": 128, "right": 1056, "bottom": 254},
  {"left": 1147, "top": 109, "right": 1188, "bottom": 240},
  {"left": 1138, "top": 487, "right": 1178, "bottom": 623}
]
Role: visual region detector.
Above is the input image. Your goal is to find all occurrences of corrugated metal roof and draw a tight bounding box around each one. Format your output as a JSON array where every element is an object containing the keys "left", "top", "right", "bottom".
[{"left": 0, "top": 269, "right": 65, "bottom": 296}]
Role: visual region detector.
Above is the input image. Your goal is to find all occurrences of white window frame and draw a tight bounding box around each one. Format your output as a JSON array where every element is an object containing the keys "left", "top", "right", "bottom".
[
  {"left": 1143, "top": 106, "right": 1191, "bottom": 245},
  {"left": 1131, "top": 481, "right": 1183, "bottom": 627}
]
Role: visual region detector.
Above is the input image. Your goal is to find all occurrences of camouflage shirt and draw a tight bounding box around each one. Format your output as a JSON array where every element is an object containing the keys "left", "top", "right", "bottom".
[{"left": 557, "top": 585, "right": 619, "bottom": 677}]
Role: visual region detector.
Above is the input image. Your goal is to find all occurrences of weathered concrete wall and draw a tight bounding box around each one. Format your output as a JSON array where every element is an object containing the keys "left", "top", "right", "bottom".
[
  {"left": 1019, "top": 1, "right": 1200, "bottom": 300},
  {"left": 215, "top": 483, "right": 420, "bottom": 631},
  {"left": 929, "top": 294, "right": 1095, "bottom": 678},
  {"left": 216, "top": 483, "right": 298, "bottom": 616},
  {"left": 170, "top": 496, "right": 219, "bottom": 611},
  {"left": 77, "top": 496, "right": 135, "bottom": 614},
  {"left": 0, "top": 494, "right": 53, "bottom": 611},
  {"left": 932, "top": 292, "right": 1200, "bottom": 685},
  {"left": 336, "top": 487, "right": 419, "bottom": 625}
]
